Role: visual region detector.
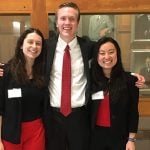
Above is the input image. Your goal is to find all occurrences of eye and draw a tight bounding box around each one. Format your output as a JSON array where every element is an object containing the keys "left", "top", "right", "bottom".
[
  {"left": 69, "top": 17, "right": 76, "bottom": 22},
  {"left": 27, "top": 40, "right": 33, "bottom": 44},
  {"left": 109, "top": 51, "right": 114, "bottom": 54},
  {"left": 36, "top": 42, "right": 42, "bottom": 46},
  {"left": 60, "top": 16, "right": 66, "bottom": 21},
  {"left": 99, "top": 52, "right": 105, "bottom": 56},
  {"left": 108, "top": 49, "right": 116, "bottom": 54}
]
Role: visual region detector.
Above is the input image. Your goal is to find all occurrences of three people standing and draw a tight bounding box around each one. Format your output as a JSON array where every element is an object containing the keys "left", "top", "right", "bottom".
[{"left": 0, "top": 2, "right": 145, "bottom": 150}]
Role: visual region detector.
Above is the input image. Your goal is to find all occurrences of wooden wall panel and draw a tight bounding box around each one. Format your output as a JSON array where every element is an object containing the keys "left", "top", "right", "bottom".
[
  {"left": 46, "top": 0, "right": 150, "bottom": 13},
  {"left": 31, "top": 0, "right": 49, "bottom": 38},
  {"left": 139, "top": 99, "right": 150, "bottom": 116},
  {"left": 0, "top": 0, "right": 150, "bottom": 14},
  {"left": 0, "top": 0, "right": 31, "bottom": 13}
]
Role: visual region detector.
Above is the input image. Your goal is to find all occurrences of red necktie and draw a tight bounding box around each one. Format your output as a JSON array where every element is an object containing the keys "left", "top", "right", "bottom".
[{"left": 60, "top": 45, "right": 72, "bottom": 116}]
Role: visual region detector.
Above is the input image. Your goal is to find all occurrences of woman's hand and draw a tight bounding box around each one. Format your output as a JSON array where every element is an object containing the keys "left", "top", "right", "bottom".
[{"left": 126, "top": 141, "right": 135, "bottom": 150}]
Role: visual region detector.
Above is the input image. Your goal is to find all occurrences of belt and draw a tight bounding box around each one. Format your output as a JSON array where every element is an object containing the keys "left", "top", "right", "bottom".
[{"left": 50, "top": 106, "right": 86, "bottom": 113}]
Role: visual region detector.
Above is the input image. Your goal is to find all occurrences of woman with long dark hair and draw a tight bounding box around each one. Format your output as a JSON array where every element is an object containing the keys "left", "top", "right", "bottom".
[
  {"left": 0, "top": 28, "right": 49, "bottom": 150},
  {"left": 90, "top": 37, "right": 139, "bottom": 150}
]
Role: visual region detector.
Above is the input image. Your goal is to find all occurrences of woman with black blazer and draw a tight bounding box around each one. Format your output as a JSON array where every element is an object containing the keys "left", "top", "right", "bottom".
[
  {"left": 90, "top": 37, "right": 139, "bottom": 150},
  {"left": 0, "top": 28, "right": 49, "bottom": 150}
]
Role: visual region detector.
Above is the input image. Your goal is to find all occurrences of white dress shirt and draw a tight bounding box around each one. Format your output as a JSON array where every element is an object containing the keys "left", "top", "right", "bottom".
[{"left": 49, "top": 36, "right": 87, "bottom": 108}]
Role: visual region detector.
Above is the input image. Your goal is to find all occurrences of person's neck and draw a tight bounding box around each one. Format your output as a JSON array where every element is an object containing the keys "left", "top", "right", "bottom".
[
  {"left": 25, "top": 60, "right": 34, "bottom": 79},
  {"left": 103, "top": 69, "right": 111, "bottom": 78},
  {"left": 60, "top": 35, "right": 76, "bottom": 43}
]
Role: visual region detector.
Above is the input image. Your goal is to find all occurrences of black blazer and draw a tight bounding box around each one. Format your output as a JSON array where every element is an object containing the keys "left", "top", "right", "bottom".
[
  {"left": 0, "top": 66, "right": 49, "bottom": 144},
  {"left": 90, "top": 72, "right": 139, "bottom": 138},
  {"left": 45, "top": 36, "right": 94, "bottom": 106}
]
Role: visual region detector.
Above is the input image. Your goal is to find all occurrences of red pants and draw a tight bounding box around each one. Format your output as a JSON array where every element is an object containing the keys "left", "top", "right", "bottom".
[{"left": 3, "top": 118, "right": 45, "bottom": 150}]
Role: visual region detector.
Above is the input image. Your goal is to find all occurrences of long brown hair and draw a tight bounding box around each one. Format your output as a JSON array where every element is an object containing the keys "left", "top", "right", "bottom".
[{"left": 8, "top": 28, "right": 46, "bottom": 88}]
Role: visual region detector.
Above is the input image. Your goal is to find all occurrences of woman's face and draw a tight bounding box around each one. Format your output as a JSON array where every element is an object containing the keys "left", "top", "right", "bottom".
[
  {"left": 22, "top": 32, "right": 42, "bottom": 61},
  {"left": 98, "top": 42, "right": 117, "bottom": 74}
]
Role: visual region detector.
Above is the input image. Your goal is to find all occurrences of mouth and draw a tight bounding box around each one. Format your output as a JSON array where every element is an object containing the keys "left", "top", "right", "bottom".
[
  {"left": 103, "top": 60, "right": 112, "bottom": 64},
  {"left": 29, "top": 49, "right": 38, "bottom": 54},
  {"left": 63, "top": 27, "right": 72, "bottom": 31}
]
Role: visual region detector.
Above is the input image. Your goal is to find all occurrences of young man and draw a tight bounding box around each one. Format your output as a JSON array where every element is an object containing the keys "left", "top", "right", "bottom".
[{"left": 44, "top": 2, "right": 94, "bottom": 150}]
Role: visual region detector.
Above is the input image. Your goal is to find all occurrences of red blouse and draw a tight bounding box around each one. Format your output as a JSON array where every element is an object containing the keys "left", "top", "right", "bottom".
[{"left": 96, "top": 94, "right": 111, "bottom": 127}]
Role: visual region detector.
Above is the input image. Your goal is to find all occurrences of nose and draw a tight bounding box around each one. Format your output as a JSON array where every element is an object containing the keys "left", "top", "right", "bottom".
[
  {"left": 104, "top": 53, "right": 110, "bottom": 59},
  {"left": 65, "top": 18, "right": 70, "bottom": 24},
  {"left": 32, "top": 42, "right": 37, "bottom": 48}
]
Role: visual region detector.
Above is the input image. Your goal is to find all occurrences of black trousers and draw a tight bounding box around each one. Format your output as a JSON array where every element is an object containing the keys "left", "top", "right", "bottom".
[
  {"left": 44, "top": 107, "right": 90, "bottom": 150},
  {"left": 90, "top": 126, "right": 127, "bottom": 150}
]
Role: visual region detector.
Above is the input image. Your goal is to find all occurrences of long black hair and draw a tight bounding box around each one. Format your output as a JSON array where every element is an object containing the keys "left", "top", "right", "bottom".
[{"left": 91, "top": 37, "right": 126, "bottom": 102}]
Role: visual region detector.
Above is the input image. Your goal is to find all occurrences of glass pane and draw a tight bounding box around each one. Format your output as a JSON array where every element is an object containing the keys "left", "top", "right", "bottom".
[
  {"left": 78, "top": 15, "right": 115, "bottom": 41},
  {"left": 48, "top": 15, "right": 57, "bottom": 38},
  {"left": 0, "top": 15, "right": 30, "bottom": 63}
]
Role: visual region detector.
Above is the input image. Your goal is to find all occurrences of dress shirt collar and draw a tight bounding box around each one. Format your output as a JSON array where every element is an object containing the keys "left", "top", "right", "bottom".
[{"left": 58, "top": 35, "right": 78, "bottom": 52}]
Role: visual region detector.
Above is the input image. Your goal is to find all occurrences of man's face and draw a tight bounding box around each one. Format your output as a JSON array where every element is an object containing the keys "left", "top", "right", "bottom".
[{"left": 56, "top": 7, "right": 79, "bottom": 42}]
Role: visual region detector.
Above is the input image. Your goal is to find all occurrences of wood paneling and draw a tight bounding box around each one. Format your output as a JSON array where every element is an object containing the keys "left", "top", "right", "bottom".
[
  {"left": 139, "top": 98, "right": 150, "bottom": 116},
  {"left": 31, "top": 0, "right": 49, "bottom": 38},
  {"left": 0, "top": 0, "right": 31, "bottom": 13},
  {"left": 0, "top": 0, "right": 150, "bottom": 14},
  {"left": 46, "top": 0, "right": 150, "bottom": 13}
]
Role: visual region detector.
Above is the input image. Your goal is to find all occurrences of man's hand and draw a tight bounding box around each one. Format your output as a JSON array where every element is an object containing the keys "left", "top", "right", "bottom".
[
  {"left": 0, "top": 63, "right": 4, "bottom": 77},
  {"left": 131, "top": 73, "right": 145, "bottom": 88},
  {"left": 0, "top": 141, "right": 4, "bottom": 150}
]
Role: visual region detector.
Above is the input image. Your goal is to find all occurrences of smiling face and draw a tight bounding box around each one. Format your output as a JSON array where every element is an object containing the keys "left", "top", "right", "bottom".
[
  {"left": 22, "top": 32, "right": 42, "bottom": 62},
  {"left": 56, "top": 7, "right": 79, "bottom": 42},
  {"left": 98, "top": 42, "right": 117, "bottom": 76}
]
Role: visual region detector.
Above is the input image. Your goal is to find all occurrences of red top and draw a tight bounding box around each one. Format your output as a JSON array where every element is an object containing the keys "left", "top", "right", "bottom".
[{"left": 96, "top": 94, "right": 111, "bottom": 127}]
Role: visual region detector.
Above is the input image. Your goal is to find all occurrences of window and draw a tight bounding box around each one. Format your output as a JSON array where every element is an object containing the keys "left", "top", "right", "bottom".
[{"left": 0, "top": 15, "right": 30, "bottom": 63}]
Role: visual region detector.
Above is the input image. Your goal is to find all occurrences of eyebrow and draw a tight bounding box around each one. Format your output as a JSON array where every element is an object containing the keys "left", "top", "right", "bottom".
[{"left": 100, "top": 48, "right": 115, "bottom": 51}]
